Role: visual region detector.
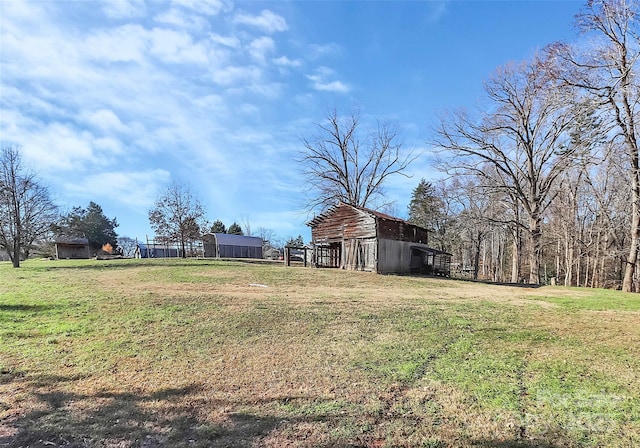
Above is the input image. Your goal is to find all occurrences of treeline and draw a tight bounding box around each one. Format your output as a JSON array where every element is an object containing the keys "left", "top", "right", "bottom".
[{"left": 411, "top": 0, "right": 639, "bottom": 291}]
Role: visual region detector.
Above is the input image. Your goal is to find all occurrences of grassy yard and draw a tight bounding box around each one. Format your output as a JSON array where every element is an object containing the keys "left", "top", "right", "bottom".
[{"left": 0, "top": 258, "right": 639, "bottom": 447}]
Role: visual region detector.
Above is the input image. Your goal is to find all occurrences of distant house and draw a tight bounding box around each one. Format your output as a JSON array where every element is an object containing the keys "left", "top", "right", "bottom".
[
  {"left": 202, "top": 233, "right": 263, "bottom": 259},
  {"left": 135, "top": 242, "right": 180, "bottom": 258},
  {"left": 55, "top": 237, "right": 90, "bottom": 259},
  {"left": 308, "top": 202, "right": 451, "bottom": 275}
]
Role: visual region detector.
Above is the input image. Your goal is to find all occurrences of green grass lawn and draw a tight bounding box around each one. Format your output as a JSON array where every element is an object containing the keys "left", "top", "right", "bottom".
[{"left": 1, "top": 258, "right": 639, "bottom": 447}]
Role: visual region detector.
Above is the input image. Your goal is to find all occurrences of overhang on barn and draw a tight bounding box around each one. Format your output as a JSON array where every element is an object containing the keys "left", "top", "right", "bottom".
[
  {"left": 202, "top": 233, "right": 263, "bottom": 259},
  {"left": 308, "top": 202, "right": 451, "bottom": 275},
  {"left": 55, "top": 237, "right": 90, "bottom": 259}
]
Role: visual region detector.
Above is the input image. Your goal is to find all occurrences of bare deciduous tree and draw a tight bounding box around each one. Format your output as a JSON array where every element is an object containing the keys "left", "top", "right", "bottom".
[
  {"left": 434, "top": 54, "right": 578, "bottom": 284},
  {"left": 300, "top": 109, "right": 415, "bottom": 212},
  {"left": 550, "top": 0, "right": 640, "bottom": 291},
  {"left": 0, "top": 145, "right": 58, "bottom": 267},
  {"left": 117, "top": 236, "right": 138, "bottom": 258},
  {"left": 148, "top": 179, "right": 206, "bottom": 258}
]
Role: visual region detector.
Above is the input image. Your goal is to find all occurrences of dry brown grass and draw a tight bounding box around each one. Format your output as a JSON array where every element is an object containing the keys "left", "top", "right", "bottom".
[{"left": 1, "top": 258, "right": 639, "bottom": 447}]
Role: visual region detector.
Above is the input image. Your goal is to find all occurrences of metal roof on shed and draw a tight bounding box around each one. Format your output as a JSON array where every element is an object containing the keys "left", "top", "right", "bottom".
[
  {"left": 205, "top": 233, "right": 263, "bottom": 247},
  {"left": 55, "top": 237, "right": 89, "bottom": 245}
]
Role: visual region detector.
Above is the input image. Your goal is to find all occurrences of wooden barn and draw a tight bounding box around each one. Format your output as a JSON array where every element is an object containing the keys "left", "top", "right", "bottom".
[
  {"left": 202, "top": 233, "right": 263, "bottom": 259},
  {"left": 308, "top": 203, "right": 451, "bottom": 275},
  {"left": 55, "top": 237, "right": 91, "bottom": 259}
]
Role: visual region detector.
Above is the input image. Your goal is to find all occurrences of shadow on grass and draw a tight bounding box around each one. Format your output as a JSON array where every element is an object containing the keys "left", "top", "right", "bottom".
[
  {"left": 445, "top": 275, "right": 544, "bottom": 289},
  {"left": 40, "top": 259, "right": 220, "bottom": 271},
  {"left": 37, "top": 258, "right": 280, "bottom": 272},
  {"left": 1, "top": 373, "right": 579, "bottom": 448},
  {"left": 0, "top": 381, "right": 282, "bottom": 448},
  {"left": 472, "top": 440, "right": 562, "bottom": 448},
  {"left": 0, "top": 303, "right": 57, "bottom": 313},
  {"left": 390, "top": 272, "right": 544, "bottom": 289}
]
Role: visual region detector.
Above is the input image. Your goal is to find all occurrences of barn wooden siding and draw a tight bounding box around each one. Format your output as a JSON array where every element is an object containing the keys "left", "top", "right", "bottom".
[
  {"left": 309, "top": 203, "right": 451, "bottom": 275},
  {"left": 309, "top": 205, "right": 376, "bottom": 242},
  {"left": 55, "top": 238, "right": 91, "bottom": 260},
  {"left": 309, "top": 205, "right": 378, "bottom": 271},
  {"left": 378, "top": 218, "right": 429, "bottom": 244}
]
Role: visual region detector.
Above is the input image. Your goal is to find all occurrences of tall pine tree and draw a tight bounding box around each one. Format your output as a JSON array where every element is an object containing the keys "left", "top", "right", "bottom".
[
  {"left": 56, "top": 202, "right": 118, "bottom": 254},
  {"left": 227, "top": 222, "right": 243, "bottom": 235},
  {"left": 408, "top": 179, "right": 444, "bottom": 231}
]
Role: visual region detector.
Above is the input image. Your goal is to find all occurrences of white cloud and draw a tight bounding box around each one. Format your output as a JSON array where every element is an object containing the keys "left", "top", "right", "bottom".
[
  {"left": 86, "top": 109, "right": 126, "bottom": 133},
  {"left": 148, "top": 27, "right": 209, "bottom": 65},
  {"left": 248, "top": 36, "right": 275, "bottom": 64},
  {"left": 94, "top": 137, "right": 125, "bottom": 155},
  {"left": 25, "top": 123, "right": 97, "bottom": 171},
  {"left": 233, "top": 9, "right": 288, "bottom": 33},
  {"left": 312, "top": 80, "right": 350, "bottom": 93},
  {"left": 307, "top": 67, "right": 350, "bottom": 93},
  {"left": 154, "top": 7, "right": 208, "bottom": 30},
  {"left": 308, "top": 42, "right": 343, "bottom": 59},
  {"left": 83, "top": 24, "right": 149, "bottom": 64},
  {"left": 102, "top": 0, "right": 146, "bottom": 19},
  {"left": 85, "top": 25, "right": 210, "bottom": 66},
  {"left": 172, "top": 0, "right": 232, "bottom": 16},
  {"left": 192, "top": 94, "right": 226, "bottom": 111},
  {"left": 246, "top": 82, "right": 284, "bottom": 99},
  {"left": 209, "top": 32, "right": 241, "bottom": 49},
  {"left": 0, "top": 0, "right": 350, "bottom": 240},
  {"left": 1, "top": 0, "right": 48, "bottom": 21},
  {"left": 274, "top": 56, "right": 302, "bottom": 68},
  {"left": 64, "top": 169, "right": 172, "bottom": 208},
  {"left": 211, "top": 65, "right": 262, "bottom": 86}
]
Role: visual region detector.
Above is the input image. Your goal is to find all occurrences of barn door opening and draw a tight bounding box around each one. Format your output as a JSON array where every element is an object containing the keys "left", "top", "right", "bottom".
[{"left": 314, "top": 242, "right": 341, "bottom": 268}]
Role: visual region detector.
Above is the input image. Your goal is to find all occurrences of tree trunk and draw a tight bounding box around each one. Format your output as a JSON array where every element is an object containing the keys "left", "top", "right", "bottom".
[
  {"left": 556, "top": 240, "right": 561, "bottom": 286},
  {"left": 473, "top": 239, "right": 481, "bottom": 280},
  {"left": 565, "top": 231, "right": 573, "bottom": 287},
  {"left": 511, "top": 227, "right": 520, "bottom": 283},
  {"left": 592, "top": 229, "right": 601, "bottom": 288},
  {"left": 481, "top": 239, "right": 487, "bottom": 278},
  {"left": 181, "top": 236, "right": 187, "bottom": 259},
  {"left": 619, "top": 44, "right": 640, "bottom": 292},
  {"left": 11, "top": 239, "right": 20, "bottom": 268},
  {"left": 576, "top": 245, "right": 581, "bottom": 288},
  {"left": 529, "top": 217, "right": 542, "bottom": 285},
  {"left": 623, "top": 179, "right": 640, "bottom": 292},
  {"left": 584, "top": 254, "right": 590, "bottom": 288}
]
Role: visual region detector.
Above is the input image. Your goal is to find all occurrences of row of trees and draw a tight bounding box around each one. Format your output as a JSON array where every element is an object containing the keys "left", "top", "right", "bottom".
[
  {"left": 0, "top": 145, "right": 121, "bottom": 266},
  {"left": 0, "top": 146, "right": 58, "bottom": 267},
  {"left": 0, "top": 145, "right": 299, "bottom": 266},
  {"left": 147, "top": 179, "right": 304, "bottom": 258},
  {"left": 209, "top": 220, "right": 244, "bottom": 235},
  {"left": 403, "top": 0, "right": 638, "bottom": 291}
]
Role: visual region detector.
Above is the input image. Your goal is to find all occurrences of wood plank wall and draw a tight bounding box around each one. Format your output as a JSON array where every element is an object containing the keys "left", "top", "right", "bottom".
[{"left": 311, "top": 206, "right": 376, "bottom": 242}]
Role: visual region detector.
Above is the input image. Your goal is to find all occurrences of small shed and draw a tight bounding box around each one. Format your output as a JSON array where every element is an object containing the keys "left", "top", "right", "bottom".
[
  {"left": 135, "top": 243, "right": 180, "bottom": 258},
  {"left": 308, "top": 202, "right": 451, "bottom": 275},
  {"left": 55, "top": 237, "right": 90, "bottom": 259},
  {"left": 202, "top": 233, "right": 263, "bottom": 259}
]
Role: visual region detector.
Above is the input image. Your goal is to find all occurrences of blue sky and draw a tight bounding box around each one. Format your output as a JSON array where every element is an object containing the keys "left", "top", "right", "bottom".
[{"left": 1, "top": 0, "right": 581, "bottom": 244}]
